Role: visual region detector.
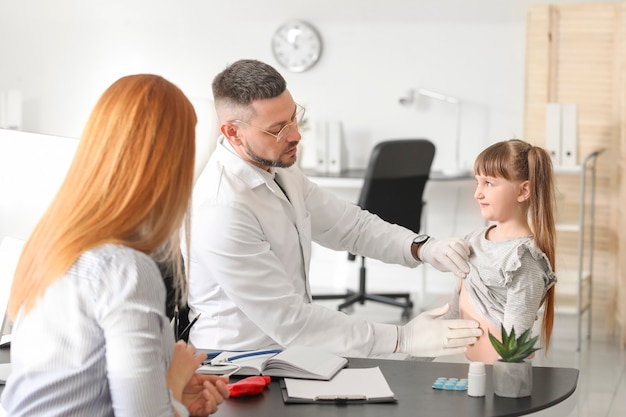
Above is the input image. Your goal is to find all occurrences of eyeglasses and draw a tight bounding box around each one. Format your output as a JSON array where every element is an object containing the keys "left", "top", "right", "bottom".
[{"left": 232, "top": 103, "right": 306, "bottom": 143}]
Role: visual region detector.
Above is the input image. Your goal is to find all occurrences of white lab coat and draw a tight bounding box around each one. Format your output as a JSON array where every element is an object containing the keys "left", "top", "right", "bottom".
[{"left": 186, "top": 137, "right": 420, "bottom": 357}]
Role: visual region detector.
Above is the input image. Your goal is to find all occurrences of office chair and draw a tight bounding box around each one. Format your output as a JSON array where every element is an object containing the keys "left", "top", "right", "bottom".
[{"left": 313, "top": 139, "right": 436, "bottom": 319}]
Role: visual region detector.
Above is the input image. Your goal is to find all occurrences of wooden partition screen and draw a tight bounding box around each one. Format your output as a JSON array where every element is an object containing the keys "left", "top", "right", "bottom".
[{"left": 524, "top": 3, "right": 625, "bottom": 346}]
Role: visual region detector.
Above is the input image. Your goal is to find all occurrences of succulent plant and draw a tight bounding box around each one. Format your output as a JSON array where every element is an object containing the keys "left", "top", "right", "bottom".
[{"left": 488, "top": 324, "right": 542, "bottom": 363}]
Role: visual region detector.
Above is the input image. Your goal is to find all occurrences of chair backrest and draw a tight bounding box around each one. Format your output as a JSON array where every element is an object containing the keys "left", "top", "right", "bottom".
[{"left": 358, "top": 139, "right": 436, "bottom": 233}]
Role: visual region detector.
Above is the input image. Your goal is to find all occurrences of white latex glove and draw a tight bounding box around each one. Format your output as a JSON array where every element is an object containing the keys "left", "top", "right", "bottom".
[
  {"left": 420, "top": 237, "right": 470, "bottom": 278},
  {"left": 396, "top": 304, "right": 482, "bottom": 357}
]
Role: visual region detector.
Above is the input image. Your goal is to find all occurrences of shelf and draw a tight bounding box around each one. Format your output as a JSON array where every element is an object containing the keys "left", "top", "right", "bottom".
[
  {"left": 304, "top": 168, "right": 474, "bottom": 189},
  {"left": 555, "top": 224, "right": 581, "bottom": 233},
  {"left": 554, "top": 270, "right": 591, "bottom": 315},
  {"left": 554, "top": 166, "right": 584, "bottom": 175},
  {"left": 551, "top": 150, "right": 603, "bottom": 351}
]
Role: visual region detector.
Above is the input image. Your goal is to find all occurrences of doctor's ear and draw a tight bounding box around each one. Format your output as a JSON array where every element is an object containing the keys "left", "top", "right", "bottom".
[{"left": 221, "top": 123, "right": 242, "bottom": 145}]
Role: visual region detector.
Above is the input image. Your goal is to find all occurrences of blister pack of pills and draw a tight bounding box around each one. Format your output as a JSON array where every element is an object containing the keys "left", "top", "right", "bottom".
[{"left": 432, "top": 377, "right": 468, "bottom": 391}]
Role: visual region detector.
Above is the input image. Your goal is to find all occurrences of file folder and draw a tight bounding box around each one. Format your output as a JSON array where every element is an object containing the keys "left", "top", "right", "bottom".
[
  {"left": 326, "top": 121, "right": 346, "bottom": 174},
  {"left": 545, "top": 103, "right": 562, "bottom": 166},
  {"left": 315, "top": 120, "right": 329, "bottom": 173},
  {"left": 560, "top": 103, "right": 578, "bottom": 168},
  {"left": 279, "top": 367, "right": 397, "bottom": 404}
]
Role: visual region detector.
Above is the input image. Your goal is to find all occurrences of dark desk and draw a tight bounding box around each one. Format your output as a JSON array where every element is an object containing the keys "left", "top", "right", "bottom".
[
  {"left": 0, "top": 351, "right": 577, "bottom": 416},
  {"left": 214, "top": 358, "right": 578, "bottom": 417}
]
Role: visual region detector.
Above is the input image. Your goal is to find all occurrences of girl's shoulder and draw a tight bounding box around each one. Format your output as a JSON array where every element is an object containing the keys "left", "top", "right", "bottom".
[{"left": 505, "top": 239, "right": 556, "bottom": 283}]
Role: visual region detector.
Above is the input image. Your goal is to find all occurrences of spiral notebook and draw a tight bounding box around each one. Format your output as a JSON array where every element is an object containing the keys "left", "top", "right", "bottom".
[{"left": 197, "top": 346, "right": 347, "bottom": 380}]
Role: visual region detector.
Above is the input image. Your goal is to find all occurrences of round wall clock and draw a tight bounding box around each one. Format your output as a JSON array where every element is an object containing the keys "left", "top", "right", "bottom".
[{"left": 271, "top": 20, "right": 322, "bottom": 73}]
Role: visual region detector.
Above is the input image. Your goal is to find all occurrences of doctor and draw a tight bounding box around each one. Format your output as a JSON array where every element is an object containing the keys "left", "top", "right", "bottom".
[{"left": 186, "top": 59, "right": 482, "bottom": 358}]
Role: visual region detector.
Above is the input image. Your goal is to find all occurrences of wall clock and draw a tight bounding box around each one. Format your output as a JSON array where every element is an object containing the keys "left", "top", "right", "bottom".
[{"left": 271, "top": 20, "right": 322, "bottom": 73}]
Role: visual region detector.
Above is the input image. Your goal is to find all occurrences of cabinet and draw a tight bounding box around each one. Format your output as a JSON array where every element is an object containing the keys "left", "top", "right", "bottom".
[{"left": 554, "top": 150, "right": 603, "bottom": 351}]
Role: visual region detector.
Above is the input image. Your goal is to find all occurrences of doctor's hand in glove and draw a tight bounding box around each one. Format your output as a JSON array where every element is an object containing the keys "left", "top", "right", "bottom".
[
  {"left": 420, "top": 237, "right": 470, "bottom": 279},
  {"left": 395, "top": 304, "right": 482, "bottom": 357}
]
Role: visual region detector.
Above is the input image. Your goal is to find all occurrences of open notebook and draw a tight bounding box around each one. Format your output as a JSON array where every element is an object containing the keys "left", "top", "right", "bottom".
[{"left": 197, "top": 346, "right": 347, "bottom": 380}]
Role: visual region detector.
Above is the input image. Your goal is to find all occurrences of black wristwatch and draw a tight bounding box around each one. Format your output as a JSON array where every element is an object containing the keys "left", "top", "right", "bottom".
[{"left": 412, "top": 234, "right": 431, "bottom": 261}]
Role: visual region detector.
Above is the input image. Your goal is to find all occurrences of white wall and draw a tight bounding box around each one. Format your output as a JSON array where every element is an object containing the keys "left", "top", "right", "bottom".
[
  {"left": 1, "top": 0, "right": 617, "bottom": 168},
  {"left": 0, "top": 0, "right": 619, "bottom": 298},
  {"left": 0, "top": 1, "right": 523, "bottom": 169},
  {"left": 0, "top": 129, "right": 78, "bottom": 242},
  {"left": 309, "top": 177, "right": 483, "bottom": 300}
]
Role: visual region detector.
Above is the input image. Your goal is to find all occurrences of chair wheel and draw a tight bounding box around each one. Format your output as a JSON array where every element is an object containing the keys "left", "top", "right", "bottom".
[{"left": 339, "top": 305, "right": 355, "bottom": 314}]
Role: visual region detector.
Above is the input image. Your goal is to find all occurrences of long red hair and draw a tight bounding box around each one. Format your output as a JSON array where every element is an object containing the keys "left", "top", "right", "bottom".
[{"left": 8, "top": 74, "right": 196, "bottom": 318}]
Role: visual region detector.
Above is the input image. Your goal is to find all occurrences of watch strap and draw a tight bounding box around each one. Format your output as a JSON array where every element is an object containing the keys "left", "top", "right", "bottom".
[{"left": 412, "top": 234, "right": 431, "bottom": 261}]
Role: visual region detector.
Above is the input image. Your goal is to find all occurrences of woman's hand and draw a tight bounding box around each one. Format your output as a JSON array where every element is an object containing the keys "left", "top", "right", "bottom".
[
  {"left": 183, "top": 373, "right": 230, "bottom": 416},
  {"left": 166, "top": 341, "right": 207, "bottom": 402}
]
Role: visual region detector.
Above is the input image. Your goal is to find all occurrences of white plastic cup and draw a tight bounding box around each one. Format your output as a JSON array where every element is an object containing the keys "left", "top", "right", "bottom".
[{"left": 467, "top": 361, "right": 486, "bottom": 397}]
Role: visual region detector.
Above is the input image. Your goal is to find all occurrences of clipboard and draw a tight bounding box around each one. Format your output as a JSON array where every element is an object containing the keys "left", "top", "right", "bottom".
[{"left": 279, "top": 367, "right": 397, "bottom": 404}]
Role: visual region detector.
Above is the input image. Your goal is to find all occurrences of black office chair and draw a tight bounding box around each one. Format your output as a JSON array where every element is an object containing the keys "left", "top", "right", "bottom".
[{"left": 313, "top": 139, "right": 436, "bottom": 319}]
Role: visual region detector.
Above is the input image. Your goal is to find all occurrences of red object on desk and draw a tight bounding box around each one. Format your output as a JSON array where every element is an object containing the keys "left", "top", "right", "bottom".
[{"left": 227, "top": 376, "right": 271, "bottom": 397}]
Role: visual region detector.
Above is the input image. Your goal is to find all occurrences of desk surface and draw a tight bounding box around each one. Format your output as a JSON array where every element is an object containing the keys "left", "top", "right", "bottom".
[
  {"left": 214, "top": 358, "right": 578, "bottom": 417},
  {"left": 0, "top": 350, "right": 578, "bottom": 416}
]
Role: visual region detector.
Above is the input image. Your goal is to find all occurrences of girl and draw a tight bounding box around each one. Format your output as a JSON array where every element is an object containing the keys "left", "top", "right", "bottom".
[
  {"left": 2, "top": 74, "right": 229, "bottom": 416},
  {"left": 450, "top": 139, "right": 557, "bottom": 364}
]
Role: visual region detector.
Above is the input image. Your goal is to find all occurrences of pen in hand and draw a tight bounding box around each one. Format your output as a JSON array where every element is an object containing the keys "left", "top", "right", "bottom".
[
  {"left": 173, "top": 306, "right": 179, "bottom": 341},
  {"left": 178, "top": 313, "right": 201, "bottom": 341}
]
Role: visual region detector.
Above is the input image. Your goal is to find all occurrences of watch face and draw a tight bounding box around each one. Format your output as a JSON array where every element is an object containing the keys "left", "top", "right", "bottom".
[
  {"left": 413, "top": 235, "right": 430, "bottom": 244},
  {"left": 272, "top": 20, "right": 322, "bottom": 73}
]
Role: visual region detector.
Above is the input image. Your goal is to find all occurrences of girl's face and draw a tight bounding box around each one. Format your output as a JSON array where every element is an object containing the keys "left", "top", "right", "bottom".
[{"left": 474, "top": 175, "right": 529, "bottom": 223}]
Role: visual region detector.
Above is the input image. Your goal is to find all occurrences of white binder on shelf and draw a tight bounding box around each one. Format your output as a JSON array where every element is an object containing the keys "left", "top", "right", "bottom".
[
  {"left": 315, "top": 120, "right": 329, "bottom": 174},
  {"left": 326, "top": 121, "right": 347, "bottom": 174},
  {"left": 545, "top": 102, "right": 578, "bottom": 168},
  {"left": 0, "top": 90, "right": 22, "bottom": 130},
  {"left": 560, "top": 103, "right": 578, "bottom": 168},
  {"left": 545, "top": 103, "right": 562, "bottom": 166},
  {"left": 0, "top": 91, "right": 5, "bottom": 129}
]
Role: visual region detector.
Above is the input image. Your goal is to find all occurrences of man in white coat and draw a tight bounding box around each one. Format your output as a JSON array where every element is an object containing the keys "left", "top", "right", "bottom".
[{"left": 186, "top": 59, "right": 482, "bottom": 358}]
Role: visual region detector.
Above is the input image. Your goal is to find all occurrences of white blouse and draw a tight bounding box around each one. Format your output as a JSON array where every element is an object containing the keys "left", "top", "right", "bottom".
[{"left": 1, "top": 244, "right": 183, "bottom": 417}]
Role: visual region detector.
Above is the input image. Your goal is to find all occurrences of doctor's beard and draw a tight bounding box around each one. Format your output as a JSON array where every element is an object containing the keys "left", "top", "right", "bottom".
[{"left": 244, "top": 142, "right": 298, "bottom": 168}]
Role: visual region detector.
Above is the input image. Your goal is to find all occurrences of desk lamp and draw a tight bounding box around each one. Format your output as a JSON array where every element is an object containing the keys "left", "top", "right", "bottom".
[{"left": 417, "top": 89, "right": 467, "bottom": 176}]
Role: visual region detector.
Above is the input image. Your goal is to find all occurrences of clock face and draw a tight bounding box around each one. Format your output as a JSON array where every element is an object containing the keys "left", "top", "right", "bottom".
[{"left": 272, "top": 20, "right": 322, "bottom": 73}]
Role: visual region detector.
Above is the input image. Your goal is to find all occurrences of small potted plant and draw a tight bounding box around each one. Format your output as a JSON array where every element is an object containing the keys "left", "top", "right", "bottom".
[{"left": 489, "top": 324, "right": 541, "bottom": 398}]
